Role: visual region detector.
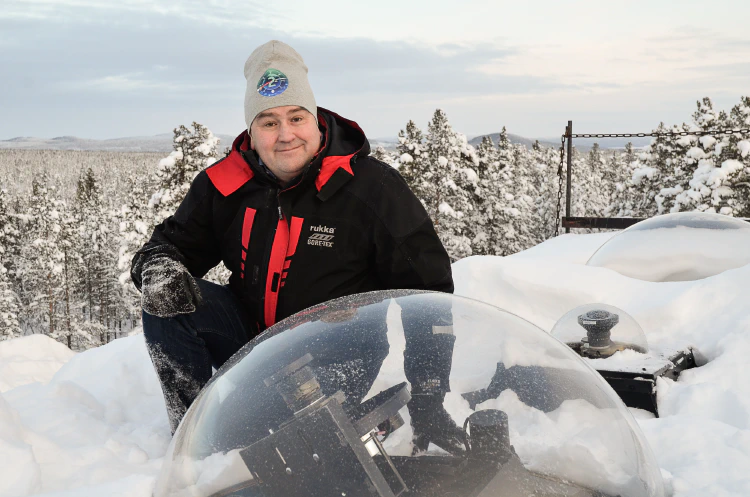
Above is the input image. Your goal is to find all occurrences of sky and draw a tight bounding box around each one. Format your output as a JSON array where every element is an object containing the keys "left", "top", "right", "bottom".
[{"left": 1, "top": 0, "right": 749, "bottom": 142}]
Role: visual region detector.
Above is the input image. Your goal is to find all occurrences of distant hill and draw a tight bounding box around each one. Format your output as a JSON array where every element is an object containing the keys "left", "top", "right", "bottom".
[
  {"left": 0, "top": 134, "right": 237, "bottom": 153},
  {"left": 469, "top": 133, "right": 652, "bottom": 152},
  {"left": 468, "top": 133, "right": 559, "bottom": 150},
  {"left": 1, "top": 132, "right": 652, "bottom": 154}
]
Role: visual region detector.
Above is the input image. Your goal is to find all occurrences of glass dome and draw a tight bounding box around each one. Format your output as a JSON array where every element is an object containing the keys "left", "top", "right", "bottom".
[
  {"left": 550, "top": 303, "right": 648, "bottom": 358},
  {"left": 586, "top": 212, "right": 750, "bottom": 282},
  {"left": 154, "top": 290, "right": 664, "bottom": 497}
]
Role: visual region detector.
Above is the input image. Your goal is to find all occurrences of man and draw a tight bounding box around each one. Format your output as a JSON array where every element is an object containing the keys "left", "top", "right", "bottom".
[{"left": 131, "top": 40, "right": 455, "bottom": 443}]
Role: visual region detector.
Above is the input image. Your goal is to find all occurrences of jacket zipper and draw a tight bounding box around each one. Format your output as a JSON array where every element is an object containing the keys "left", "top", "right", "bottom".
[{"left": 257, "top": 188, "right": 281, "bottom": 327}]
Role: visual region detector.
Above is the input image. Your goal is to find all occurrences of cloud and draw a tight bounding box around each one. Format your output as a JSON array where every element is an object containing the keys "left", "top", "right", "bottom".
[
  {"left": 1, "top": 3, "right": 749, "bottom": 140},
  {"left": 62, "top": 72, "right": 221, "bottom": 93},
  {"left": 0, "top": 0, "right": 282, "bottom": 27}
]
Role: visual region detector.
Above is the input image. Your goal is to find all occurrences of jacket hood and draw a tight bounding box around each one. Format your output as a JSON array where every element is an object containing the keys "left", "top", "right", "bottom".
[{"left": 206, "top": 108, "right": 370, "bottom": 197}]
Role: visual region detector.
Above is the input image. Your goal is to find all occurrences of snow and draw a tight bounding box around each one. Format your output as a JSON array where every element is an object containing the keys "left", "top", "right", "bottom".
[
  {"left": 2, "top": 231, "right": 750, "bottom": 496},
  {"left": 686, "top": 147, "right": 706, "bottom": 160},
  {"left": 0, "top": 335, "right": 75, "bottom": 393},
  {"left": 589, "top": 228, "right": 750, "bottom": 283},
  {"left": 157, "top": 151, "right": 182, "bottom": 171},
  {"left": 699, "top": 135, "right": 717, "bottom": 149},
  {"left": 633, "top": 166, "right": 659, "bottom": 184}
]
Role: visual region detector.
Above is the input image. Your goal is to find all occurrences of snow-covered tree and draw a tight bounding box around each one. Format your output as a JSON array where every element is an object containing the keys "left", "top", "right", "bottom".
[
  {"left": 530, "top": 142, "right": 563, "bottom": 241},
  {"left": 396, "top": 120, "right": 430, "bottom": 202},
  {"left": 583, "top": 143, "right": 610, "bottom": 215},
  {"left": 150, "top": 122, "right": 220, "bottom": 222},
  {"left": 20, "top": 173, "right": 66, "bottom": 336},
  {"left": 0, "top": 191, "right": 21, "bottom": 340},
  {"left": 0, "top": 263, "right": 21, "bottom": 340},
  {"left": 471, "top": 136, "right": 501, "bottom": 255},
  {"left": 370, "top": 146, "right": 396, "bottom": 167},
  {"left": 423, "top": 109, "right": 476, "bottom": 260},
  {"left": 54, "top": 202, "right": 94, "bottom": 349},
  {"left": 150, "top": 122, "right": 229, "bottom": 284},
  {"left": 73, "top": 168, "right": 107, "bottom": 325},
  {"left": 117, "top": 175, "right": 155, "bottom": 321},
  {"left": 670, "top": 99, "right": 747, "bottom": 215}
]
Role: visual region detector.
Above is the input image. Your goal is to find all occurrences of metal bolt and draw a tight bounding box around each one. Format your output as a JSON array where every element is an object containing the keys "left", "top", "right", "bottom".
[
  {"left": 286, "top": 468, "right": 292, "bottom": 475},
  {"left": 312, "top": 454, "right": 320, "bottom": 463}
]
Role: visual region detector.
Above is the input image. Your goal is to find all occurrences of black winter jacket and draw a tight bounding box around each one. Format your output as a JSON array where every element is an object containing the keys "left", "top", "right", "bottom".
[{"left": 131, "top": 108, "right": 453, "bottom": 335}]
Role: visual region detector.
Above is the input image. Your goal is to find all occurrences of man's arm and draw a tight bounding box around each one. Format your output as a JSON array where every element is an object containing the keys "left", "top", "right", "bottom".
[
  {"left": 131, "top": 170, "right": 222, "bottom": 291},
  {"left": 371, "top": 165, "right": 454, "bottom": 293}
]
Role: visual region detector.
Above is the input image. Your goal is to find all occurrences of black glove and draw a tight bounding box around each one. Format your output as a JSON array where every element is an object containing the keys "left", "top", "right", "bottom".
[
  {"left": 408, "top": 393, "right": 466, "bottom": 456},
  {"left": 141, "top": 255, "right": 202, "bottom": 318}
]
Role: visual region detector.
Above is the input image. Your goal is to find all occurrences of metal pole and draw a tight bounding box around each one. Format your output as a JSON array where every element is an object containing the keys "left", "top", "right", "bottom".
[{"left": 565, "top": 120, "right": 573, "bottom": 234}]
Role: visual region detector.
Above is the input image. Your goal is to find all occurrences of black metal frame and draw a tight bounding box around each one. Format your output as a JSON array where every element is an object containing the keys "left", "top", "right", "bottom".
[{"left": 562, "top": 121, "right": 750, "bottom": 232}]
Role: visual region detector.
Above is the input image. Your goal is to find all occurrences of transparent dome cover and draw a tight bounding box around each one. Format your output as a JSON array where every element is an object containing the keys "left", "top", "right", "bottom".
[
  {"left": 154, "top": 290, "right": 663, "bottom": 497},
  {"left": 586, "top": 212, "right": 750, "bottom": 282},
  {"left": 551, "top": 303, "right": 648, "bottom": 358}
]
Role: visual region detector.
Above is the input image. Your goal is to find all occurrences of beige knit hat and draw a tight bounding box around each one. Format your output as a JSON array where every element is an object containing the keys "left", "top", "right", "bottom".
[{"left": 244, "top": 40, "right": 317, "bottom": 130}]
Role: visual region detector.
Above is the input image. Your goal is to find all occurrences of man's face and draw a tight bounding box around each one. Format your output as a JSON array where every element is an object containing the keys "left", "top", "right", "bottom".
[{"left": 250, "top": 106, "right": 321, "bottom": 184}]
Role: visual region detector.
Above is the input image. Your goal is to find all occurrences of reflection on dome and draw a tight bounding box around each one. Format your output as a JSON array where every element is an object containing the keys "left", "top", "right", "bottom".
[
  {"left": 154, "top": 290, "right": 664, "bottom": 497},
  {"left": 587, "top": 212, "right": 750, "bottom": 282},
  {"left": 551, "top": 303, "right": 648, "bottom": 358}
]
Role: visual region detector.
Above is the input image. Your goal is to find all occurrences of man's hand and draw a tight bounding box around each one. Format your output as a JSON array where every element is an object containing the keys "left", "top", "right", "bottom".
[{"left": 141, "top": 256, "right": 202, "bottom": 318}]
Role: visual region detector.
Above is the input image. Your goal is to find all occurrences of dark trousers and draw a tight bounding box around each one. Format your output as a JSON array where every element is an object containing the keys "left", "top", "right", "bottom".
[{"left": 142, "top": 278, "right": 254, "bottom": 433}]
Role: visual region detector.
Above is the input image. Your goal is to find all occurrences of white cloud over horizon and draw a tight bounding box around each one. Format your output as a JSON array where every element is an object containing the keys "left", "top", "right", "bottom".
[{"left": 1, "top": 0, "right": 749, "bottom": 141}]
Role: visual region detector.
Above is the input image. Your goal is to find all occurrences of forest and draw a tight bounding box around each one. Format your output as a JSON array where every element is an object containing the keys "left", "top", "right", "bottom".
[{"left": 0, "top": 96, "right": 748, "bottom": 349}]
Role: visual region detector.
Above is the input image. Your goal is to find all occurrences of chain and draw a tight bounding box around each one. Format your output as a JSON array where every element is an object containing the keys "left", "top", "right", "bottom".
[
  {"left": 554, "top": 133, "right": 566, "bottom": 237},
  {"left": 571, "top": 128, "right": 750, "bottom": 139}
]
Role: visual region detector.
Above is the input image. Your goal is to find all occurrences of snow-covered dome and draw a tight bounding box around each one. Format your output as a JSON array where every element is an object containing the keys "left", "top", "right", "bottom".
[
  {"left": 551, "top": 303, "right": 648, "bottom": 357},
  {"left": 586, "top": 212, "right": 750, "bottom": 282},
  {"left": 153, "top": 290, "right": 663, "bottom": 497}
]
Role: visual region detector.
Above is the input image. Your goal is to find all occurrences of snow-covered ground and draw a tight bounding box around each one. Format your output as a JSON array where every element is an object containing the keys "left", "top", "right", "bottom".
[{"left": 1, "top": 231, "right": 749, "bottom": 496}]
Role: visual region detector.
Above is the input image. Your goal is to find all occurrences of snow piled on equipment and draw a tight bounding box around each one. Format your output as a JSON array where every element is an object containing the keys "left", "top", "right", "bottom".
[{"left": 0, "top": 230, "right": 749, "bottom": 496}]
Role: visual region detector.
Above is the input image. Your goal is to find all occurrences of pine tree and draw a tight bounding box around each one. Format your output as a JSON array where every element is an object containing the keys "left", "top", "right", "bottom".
[
  {"left": 0, "top": 189, "right": 21, "bottom": 280},
  {"left": 370, "top": 146, "right": 396, "bottom": 167},
  {"left": 472, "top": 136, "right": 500, "bottom": 255},
  {"left": 117, "top": 174, "right": 155, "bottom": 324},
  {"left": 727, "top": 97, "right": 750, "bottom": 216},
  {"left": 74, "top": 168, "right": 106, "bottom": 328},
  {"left": 150, "top": 122, "right": 230, "bottom": 284},
  {"left": 396, "top": 120, "right": 430, "bottom": 205},
  {"left": 20, "top": 173, "right": 66, "bottom": 336},
  {"left": 0, "top": 262, "right": 21, "bottom": 340},
  {"left": 0, "top": 189, "right": 22, "bottom": 339},
  {"left": 585, "top": 143, "right": 610, "bottom": 214},
  {"left": 673, "top": 99, "right": 737, "bottom": 214},
  {"left": 530, "top": 142, "right": 563, "bottom": 241},
  {"left": 151, "top": 122, "right": 220, "bottom": 222},
  {"left": 488, "top": 142, "right": 539, "bottom": 253},
  {"left": 423, "top": 110, "right": 475, "bottom": 260},
  {"left": 54, "top": 202, "right": 92, "bottom": 349},
  {"left": 623, "top": 124, "right": 672, "bottom": 217}
]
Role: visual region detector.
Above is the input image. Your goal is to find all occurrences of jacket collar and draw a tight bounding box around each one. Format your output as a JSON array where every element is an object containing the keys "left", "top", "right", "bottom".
[{"left": 206, "top": 108, "right": 369, "bottom": 198}]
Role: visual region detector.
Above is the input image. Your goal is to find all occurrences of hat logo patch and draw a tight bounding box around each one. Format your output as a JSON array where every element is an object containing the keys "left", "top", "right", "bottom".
[{"left": 257, "top": 68, "right": 288, "bottom": 97}]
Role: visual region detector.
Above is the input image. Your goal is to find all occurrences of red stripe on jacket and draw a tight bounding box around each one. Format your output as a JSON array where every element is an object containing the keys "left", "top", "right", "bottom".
[
  {"left": 264, "top": 216, "right": 304, "bottom": 327},
  {"left": 240, "top": 207, "right": 256, "bottom": 279}
]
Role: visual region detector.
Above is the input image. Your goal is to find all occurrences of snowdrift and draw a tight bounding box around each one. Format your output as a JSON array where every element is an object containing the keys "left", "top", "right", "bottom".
[{"left": 1, "top": 232, "right": 749, "bottom": 496}]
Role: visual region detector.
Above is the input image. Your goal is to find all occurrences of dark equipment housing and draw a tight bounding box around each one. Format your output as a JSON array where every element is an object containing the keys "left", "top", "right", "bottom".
[
  {"left": 221, "top": 354, "right": 611, "bottom": 497},
  {"left": 565, "top": 308, "right": 696, "bottom": 416}
]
